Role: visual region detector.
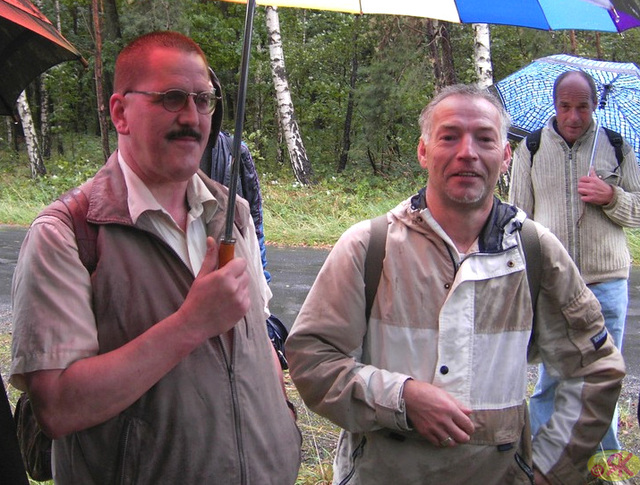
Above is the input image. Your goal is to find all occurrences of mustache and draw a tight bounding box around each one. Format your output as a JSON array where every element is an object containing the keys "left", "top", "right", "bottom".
[{"left": 166, "top": 129, "right": 202, "bottom": 142}]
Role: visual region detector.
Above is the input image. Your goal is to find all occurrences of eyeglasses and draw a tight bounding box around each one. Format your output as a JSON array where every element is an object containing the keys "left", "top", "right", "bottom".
[{"left": 124, "top": 89, "right": 221, "bottom": 115}]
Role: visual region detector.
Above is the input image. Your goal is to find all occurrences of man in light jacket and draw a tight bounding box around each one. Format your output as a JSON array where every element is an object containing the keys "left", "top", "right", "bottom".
[
  {"left": 286, "top": 84, "right": 624, "bottom": 484},
  {"left": 510, "top": 70, "right": 640, "bottom": 453}
]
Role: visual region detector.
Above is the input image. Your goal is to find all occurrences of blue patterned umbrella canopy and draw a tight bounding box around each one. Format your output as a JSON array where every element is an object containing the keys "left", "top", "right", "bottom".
[{"left": 491, "top": 54, "right": 640, "bottom": 163}]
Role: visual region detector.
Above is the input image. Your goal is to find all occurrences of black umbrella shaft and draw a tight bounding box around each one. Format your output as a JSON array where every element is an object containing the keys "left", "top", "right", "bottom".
[{"left": 223, "top": 0, "right": 256, "bottom": 243}]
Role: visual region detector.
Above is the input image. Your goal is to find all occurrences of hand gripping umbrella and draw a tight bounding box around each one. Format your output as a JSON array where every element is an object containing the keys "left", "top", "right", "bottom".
[
  {"left": 215, "top": 0, "right": 640, "bottom": 263},
  {"left": 0, "top": 0, "right": 87, "bottom": 115}
]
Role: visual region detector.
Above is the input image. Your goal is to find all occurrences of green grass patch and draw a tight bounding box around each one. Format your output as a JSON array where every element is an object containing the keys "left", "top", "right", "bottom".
[
  {"left": 262, "top": 170, "right": 421, "bottom": 247},
  {"left": 0, "top": 139, "right": 103, "bottom": 225}
]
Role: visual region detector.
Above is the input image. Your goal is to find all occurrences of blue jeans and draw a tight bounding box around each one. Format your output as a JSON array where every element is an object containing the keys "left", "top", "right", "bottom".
[{"left": 529, "top": 278, "right": 627, "bottom": 452}]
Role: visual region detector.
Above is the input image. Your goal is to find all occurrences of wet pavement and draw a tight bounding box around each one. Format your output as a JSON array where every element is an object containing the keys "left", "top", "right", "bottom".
[{"left": 0, "top": 224, "right": 638, "bottom": 381}]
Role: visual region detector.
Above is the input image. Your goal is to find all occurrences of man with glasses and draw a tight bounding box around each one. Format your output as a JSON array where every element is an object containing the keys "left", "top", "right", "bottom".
[{"left": 10, "top": 31, "right": 301, "bottom": 485}]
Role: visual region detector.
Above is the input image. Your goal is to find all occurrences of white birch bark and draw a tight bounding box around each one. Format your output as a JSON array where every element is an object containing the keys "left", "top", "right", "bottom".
[
  {"left": 473, "top": 24, "right": 493, "bottom": 89},
  {"left": 16, "top": 91, "right": 46, "bottom": 177},
  {"left": 266, "top": 6, "right": 312, "bottom": 185}
]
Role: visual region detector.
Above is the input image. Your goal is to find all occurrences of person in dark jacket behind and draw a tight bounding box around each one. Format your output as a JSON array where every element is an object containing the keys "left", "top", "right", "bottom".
[
  {"left": 201, "top": 130, "right": 270, "bottom": 282},
  {"left": 10, "top": 31, "right": 301, "bottom": 485}
]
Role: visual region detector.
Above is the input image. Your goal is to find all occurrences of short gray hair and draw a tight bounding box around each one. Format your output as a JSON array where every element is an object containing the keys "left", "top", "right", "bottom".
[{"left": 418, "top": 84, "right": 510, "bottom": 145}]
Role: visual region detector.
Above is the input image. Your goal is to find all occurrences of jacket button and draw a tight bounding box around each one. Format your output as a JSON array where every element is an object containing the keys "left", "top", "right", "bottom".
[
  {"left": 507, "top": 260, "right": 515, "bottom": 268},
  {"left": 440, "top": 366, "right": 449, "bottom": 375},
  {"left": 444, "top": 283, "right": 451, "bottom": 289}
]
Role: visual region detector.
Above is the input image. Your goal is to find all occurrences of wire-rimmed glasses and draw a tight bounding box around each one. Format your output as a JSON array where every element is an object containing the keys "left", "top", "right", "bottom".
[{"left": 124, "top": 89, "right": 221, "bottom": 115}]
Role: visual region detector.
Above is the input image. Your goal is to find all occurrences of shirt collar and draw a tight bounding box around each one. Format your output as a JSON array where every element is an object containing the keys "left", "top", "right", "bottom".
[{"left": 117, "top": 152, "right": 218, "bottom": 225}]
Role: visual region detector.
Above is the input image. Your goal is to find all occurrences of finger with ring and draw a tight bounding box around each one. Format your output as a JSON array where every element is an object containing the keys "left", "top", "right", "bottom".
[{"left": 439, "top": 436, "right": 453, "bottom": 447}]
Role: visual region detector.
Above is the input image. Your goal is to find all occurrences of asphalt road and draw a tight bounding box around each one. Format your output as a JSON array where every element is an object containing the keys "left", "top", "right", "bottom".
[{"left": 1, "top": 224, "right": 638, "bottom": 382}]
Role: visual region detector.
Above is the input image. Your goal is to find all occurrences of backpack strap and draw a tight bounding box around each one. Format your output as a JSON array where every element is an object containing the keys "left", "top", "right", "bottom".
[
  {"left": 364, "top": 215, "right": 388, "bottom": 322},
  {"left": 526, "top": 128, "right": 543, "bottom": 166},
  {"left": 521, "top": 218, "right": 542, "bottom": 361},
  {"left": 527, "top": 126, "right": 624, "bottom": 168},
  {"left": 58, "top": 187, "right": 98, "bottom": 273},
  {"left": 520, "top": 218, "right": 541, "bottom": 311},
  {"left": 363, "top": 215, "right": 542, "bottom": 325},
  {"left": 603, "top": 127, "right": 624, "bottom": 169}
]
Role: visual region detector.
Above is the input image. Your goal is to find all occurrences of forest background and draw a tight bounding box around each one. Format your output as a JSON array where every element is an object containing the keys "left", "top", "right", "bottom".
[{"left": 4, "top": 1, "right": 640, "bottom": 249}]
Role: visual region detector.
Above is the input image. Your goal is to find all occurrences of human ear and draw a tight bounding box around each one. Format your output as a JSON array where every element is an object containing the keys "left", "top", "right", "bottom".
[
  {"left": 501, "top": 142, "right": 512, "bottom": 174},
  {"left": 417, "top": 137, "right": 429, "bottom": 169},
  {"left": 110, "top": 93, "right": 130, "bottom": 135}
]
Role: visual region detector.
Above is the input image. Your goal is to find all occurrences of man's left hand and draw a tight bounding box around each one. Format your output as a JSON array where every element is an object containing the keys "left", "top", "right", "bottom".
[{"left": 578, "top": 168, "right": 614, "bottom": 206}]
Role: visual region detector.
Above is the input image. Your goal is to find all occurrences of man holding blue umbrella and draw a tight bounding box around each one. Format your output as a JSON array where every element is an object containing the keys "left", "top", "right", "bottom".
[{"left": 510, "top": 70, "right": 640, "bottom": 455}]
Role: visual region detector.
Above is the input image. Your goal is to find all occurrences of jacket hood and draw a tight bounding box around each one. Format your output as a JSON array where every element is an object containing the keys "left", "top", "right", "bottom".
[
  {"left": 199, "top": 67, "right": 225, "bottom": 175},
  {"left": 395, "top": 187, "right": 523, "bottom": 253},
  {"left": 209, "top": 67, "right": 224, "bottom": 146}
]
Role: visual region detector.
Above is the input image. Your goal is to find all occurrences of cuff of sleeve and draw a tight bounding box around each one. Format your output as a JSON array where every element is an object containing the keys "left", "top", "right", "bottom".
[
  {"left": 603, "top": 185, "right": 621, "bottom": 210},
  {"left": 374, "top": 375, "right": 413, "bottom": 431},
  {"left": 533, "top": 446, "right": 584, "bottom": 485}
]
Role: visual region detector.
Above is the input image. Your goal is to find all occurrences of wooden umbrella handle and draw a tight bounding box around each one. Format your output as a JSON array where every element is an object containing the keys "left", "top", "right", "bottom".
[{"left": 218, "top": 240, "right": 235, "bottom": 267}]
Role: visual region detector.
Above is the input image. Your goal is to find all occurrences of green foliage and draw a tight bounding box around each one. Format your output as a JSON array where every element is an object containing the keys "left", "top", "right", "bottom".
[
  {"left": 10, "top": 3, "right": 640, "bottom": 180},
  {"left": 7, "top": 2, "right": 640, "bottom": 235},
  {"left": 0, "top": 136, "right": 103, "bottom": 225},
  {"left": 118, "top": 0, "right": 195, "bottom": 38}
]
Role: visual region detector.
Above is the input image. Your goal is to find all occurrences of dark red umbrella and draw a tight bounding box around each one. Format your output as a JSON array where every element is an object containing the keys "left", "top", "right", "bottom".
[{"left": 0, "top": 0, "right": 86, "bottom": 115}]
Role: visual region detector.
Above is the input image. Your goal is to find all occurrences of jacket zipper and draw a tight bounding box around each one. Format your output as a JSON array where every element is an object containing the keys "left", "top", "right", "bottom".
[
  {"left": 117, "top": 419, "right": 133, "bottom": 485},
  {"left": 338, "top": 436, "right": 367, "bottom": 485},
  {"left": 219, "top": 335, "right": 248, "bottom": 485}
]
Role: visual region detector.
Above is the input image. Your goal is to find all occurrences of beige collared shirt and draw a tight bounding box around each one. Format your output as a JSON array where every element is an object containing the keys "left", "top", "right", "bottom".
[{"left": 117, "top": 153, "right": 216, "bottom": 275}]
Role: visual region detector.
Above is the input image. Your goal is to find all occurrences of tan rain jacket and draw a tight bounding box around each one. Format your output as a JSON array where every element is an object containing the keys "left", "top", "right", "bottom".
[{"left": 287, "top": 194, "right": 624, "bottom": 485}]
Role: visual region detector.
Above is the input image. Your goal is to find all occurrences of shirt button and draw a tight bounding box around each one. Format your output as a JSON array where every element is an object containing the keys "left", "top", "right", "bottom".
[
  {"left": 444, "top": 283, "right": 451, "bottom": 289},
  {"left": 440, "top": 366, "right": 449, "bottom": 375},
  {"left": 507, "top": 260, "right": 515, "bottom": 268}
]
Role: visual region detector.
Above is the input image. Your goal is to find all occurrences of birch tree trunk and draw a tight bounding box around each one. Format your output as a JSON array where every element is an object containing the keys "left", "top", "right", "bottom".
[
  {"left": 5, "top": 117, "right": 15, "bottom": 152},
  {"left": 40, "top": 76, "right": 52, "bottom": 159},
  {"left": 265, "top": 6, "right": 313, "bottom": 185},
  {"left": 473, "top": 24, "right": 493, "bottom": 88},
  {"left": 16, "top": 91, "right": 46, "bottom": 177}
]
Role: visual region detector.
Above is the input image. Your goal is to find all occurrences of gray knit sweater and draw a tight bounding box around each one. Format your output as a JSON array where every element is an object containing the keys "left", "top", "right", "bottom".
[{"left": 509, "top": 117, "right": 640, "bottom": 284}]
